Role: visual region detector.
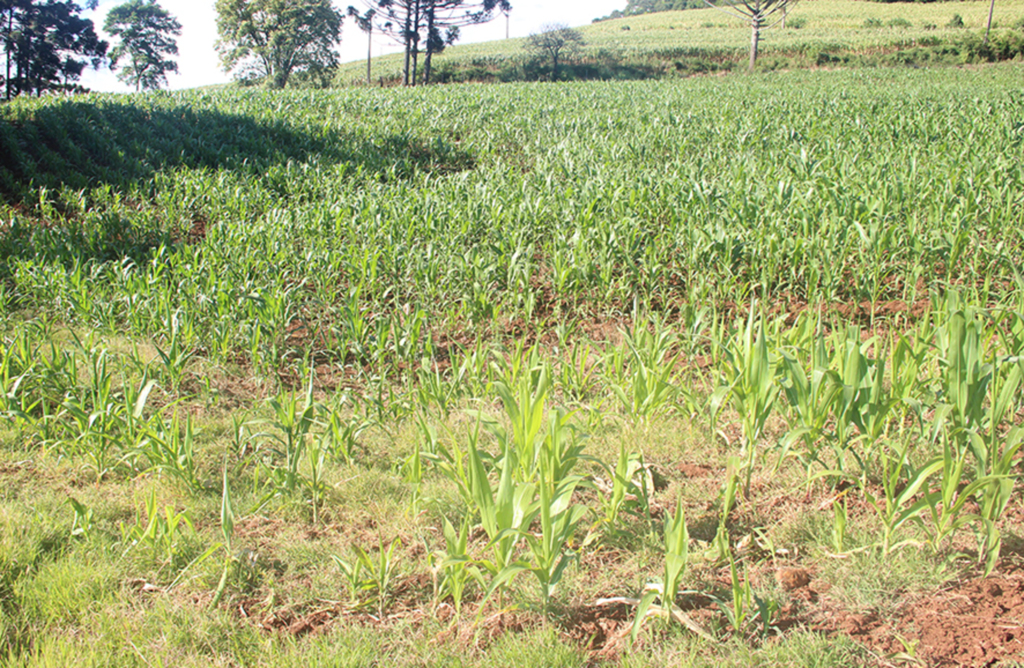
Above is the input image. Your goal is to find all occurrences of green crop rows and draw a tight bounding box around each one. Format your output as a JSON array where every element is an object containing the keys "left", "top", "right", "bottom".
[{"left": 1, "top": 65, "right": 1024, "bottom": 666}]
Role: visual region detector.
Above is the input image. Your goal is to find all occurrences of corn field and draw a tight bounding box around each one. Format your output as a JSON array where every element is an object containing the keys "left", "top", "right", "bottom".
[{"left": 1, "top": 65, "right": 1024, "bottom": 666}]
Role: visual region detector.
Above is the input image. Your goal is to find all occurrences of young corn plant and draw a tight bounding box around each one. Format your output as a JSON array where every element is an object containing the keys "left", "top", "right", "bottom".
[
  {"left": 416, "top": 358, "right": 467, "bottom": 418},
  {"left": 595, "top": 440, "right": 645, "bottom": 530},
  {"left": 58, "top": 349, "right": 135, "bottom": 483},
  {"left": 831, "top": 493, "right": 848, "bottom": 555},
  {"left": 715, "top": 546, "right": 753, "bottom": 637},
  {"left": 261, "top": 372, "right": 320, "bottom": 496},
  {"left": 708, "top": 456, "right": 742, "bottom": 564},
  {"left": 707, "top": 524, "right": 778, "bottom": 638},
  {"left": 922, "top": 434, "right": 997, "bottom": 553},
  {"left": 151, "top": 308, "right": 194, "bottom": 396},
  {"left": 629, "top": 496, "right": 713, "bottom": 643},
  {"left": 608, "top": 320, "right": 680, "bottom": 422},
  {"left": 433, "top": 516, "right": 482, "bottom": 617},
  {"left": 305, "top": 431, "right": 331, "bottom": 524},
  {"left": 140, "top": 411, "right": 203, "bottom": 495},
  {"left": 323, "top": 402, "right": 368, "bottom": 466},
  {"left": 120, "top": 489, "right": 196, "bottom": 572},
  {"left": 332, "top": 536, "right": 401, "bottom": 619},
  {"left": 210, "top": 464, "right": 238, "bottom": 608},
  {"left": 778, "top": 340, "right": 841, "bottom": 485},
  {"left": 827, "top": 326, "right": 881, "bottom": 475},
  {"left": 976, "top": 425, "right": 1023, "bottom": 576},
  {"left": 68, "top": 496, "right": 94, "bottom": 539},
  {"left": 487, "top": 353, "right": 550, "bottom": 483},
  {"left": 935, "top": 309, "right": 1024, "bottom": 572},
  {"left": 556, "top": 343, "right": 599, "bottom": 404},
  {"left": 501, "top": 420, "right": 588, "bottom": 615},
  {"left": 432, "top": 419, "right": 536, "bottom": 598},
  {"left": 862, "top": 441, "right": 942, "bottom": 556},
  {"left": 710, "top": 310, "right": 779, "bottom": 498}
]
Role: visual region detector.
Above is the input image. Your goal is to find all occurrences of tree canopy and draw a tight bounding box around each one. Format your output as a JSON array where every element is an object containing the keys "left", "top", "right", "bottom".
[
  {"left": 364, "top": 0, "right": 510, "bottom": 85},
  {"left": 1, "top": 0, "right": 107, "bottom": 99},
  {"left": 105, "top": 0, "right": 181, "bottom": 92},
  {"left": 525, "top": 23, "right": 584, "bottom": 81},
  {"left": 215, "top": 0, "right": 344, "bottom": 88},
  {"left": 704, "top": 0, "right": 795, "bottom": 71}
]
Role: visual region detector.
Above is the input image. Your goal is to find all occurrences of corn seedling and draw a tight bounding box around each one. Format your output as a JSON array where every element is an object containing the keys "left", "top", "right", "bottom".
[
  {"left": 862, "top": 441, "right": 942, "bottom": 556},
  {"left": 140, "top": 411, "right": 203, "bottom": 494},
  {"left": 831, "top": 493, "right": 848, "bottom": 555},
  {"left": 434, "top": 516, "right": 483, "bottom": 617},
  {"left": 120, "top": 489, "right": 195, "bottom": 570},
  {"left": 630, "top": 496, "right": 713, "bottom": 642},
  {"left": 608, "top": 319, "right": 679, "bottom": 422},
  {"left": 211, "top": 464, "right": 237, "bottom": 608},
  {"left": 68, "top": 496, "right": 93, "bottom": 539},
  {"left": 333, "top": 536, "right": 401, "bottom": 619},
  {"left": 710, "top": 310, "right": 779, "bottom": 498}
]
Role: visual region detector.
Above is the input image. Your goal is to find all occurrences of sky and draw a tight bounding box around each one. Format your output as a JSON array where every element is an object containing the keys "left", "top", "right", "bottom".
[{"left": 80, "top": 0, "right": 628, "bottom": 93}]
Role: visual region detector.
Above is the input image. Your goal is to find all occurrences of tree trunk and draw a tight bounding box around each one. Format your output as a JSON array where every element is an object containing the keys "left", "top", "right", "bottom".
[
  {"left": 749, "top": 15, "right": 760, "bottom": 72},
  {"left": 402, "top": 11, "right": 411, "bottom": 85},
  {"left": 423, "top": 6, "right": 435, "bottom": 85},
  {"left": 366, "top": 27, "right": 372, "bottom": 84},
  {"left": 410, "top": 35, "right": 419, "bottom": 86},
  {"left": 410, "top": 0, "right": 421, "bottom": 86},
  {"left": 552, "top": 51, "right": 558, "bottom": 80},
  {"left": 4, "top": 8, "right": 12, "bottom": 100},
  {"left": 984, "top": 0, "right": 995, "bottom": 43}
]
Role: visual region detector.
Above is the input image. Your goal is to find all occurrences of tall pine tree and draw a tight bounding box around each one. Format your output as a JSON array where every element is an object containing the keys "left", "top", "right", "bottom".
[
  {"left": 362, "top": 0, "right": 509, "bottom": 86},
  {"left": 1, "top": 0, "right": 107, "bottom": 99}
]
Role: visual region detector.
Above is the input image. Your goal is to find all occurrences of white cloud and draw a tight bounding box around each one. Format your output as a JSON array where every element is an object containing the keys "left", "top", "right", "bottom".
[{"left": 80, "top": 0, "right": 627, "bottom": 92}]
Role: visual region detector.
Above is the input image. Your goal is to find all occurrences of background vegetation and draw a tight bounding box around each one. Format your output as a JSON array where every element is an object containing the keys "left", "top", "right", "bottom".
[{"left": 334, "top": 0, "right": 1024, "bottom": 83}]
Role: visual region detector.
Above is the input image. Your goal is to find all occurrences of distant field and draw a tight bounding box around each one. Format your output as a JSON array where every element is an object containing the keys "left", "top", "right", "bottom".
[
  {"left": 335, "top": 0, "right": 1024, "bottom": 82},
  {"left": 2, "top": 65, "right": 1024, "bottom": 667}
]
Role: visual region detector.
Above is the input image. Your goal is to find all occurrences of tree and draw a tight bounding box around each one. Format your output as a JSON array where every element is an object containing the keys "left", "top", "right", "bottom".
[
  {"left": 703, "top": 0, "right": 795, "bottom": 72},
  {"left": 983, "top": 0, "right": 995, "bottom": 44},
  {"left": 363, "top": 0, "right": 509, "bottom": 86},
  {"left": 347, "top": 5, "right": 374, "bottom": 84},
  {"left": 215, "top": 0, "right": 344, "bottom": 89},
  {"left": 525, "top": 23, "right": 584, "bottom": 81},
  {"left": 2, "top": 0, "right": 107, "bottom": 100},
  {"left": 420, "top": 0, "right": 509, "bottom": 84},
  {"left": 104, "top": 0, "right": 181, "bottom": 92}
]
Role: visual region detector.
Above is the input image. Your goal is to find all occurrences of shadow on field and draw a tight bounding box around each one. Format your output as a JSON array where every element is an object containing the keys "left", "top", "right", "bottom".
[{"left": 0, "top": 99, "right": 474, "bottom": 201}]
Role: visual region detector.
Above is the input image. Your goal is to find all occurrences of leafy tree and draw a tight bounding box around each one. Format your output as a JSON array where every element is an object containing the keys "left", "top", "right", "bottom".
[
  {"left": 1, "top": 0, "right": 107, "bottom": 100},
  {"left": 525, "top": 23, "right": 584, "bottom": 81},
  {"left": 104, "top": 0, "right": 181, "bottom": 92},
  {"left": 703, "top": 0, "right": 796, "bottom": 72},
  {"left": 363, "top": 0, "right": 509, "bottom": 86},
  {"left": 215, "top": 0, "right": 344, "bottom": 89}
]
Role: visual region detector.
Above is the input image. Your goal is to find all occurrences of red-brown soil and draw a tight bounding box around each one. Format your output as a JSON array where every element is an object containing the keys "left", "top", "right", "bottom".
[{"left": 817, "top": 573, "right": 1024, "bottom": 667}]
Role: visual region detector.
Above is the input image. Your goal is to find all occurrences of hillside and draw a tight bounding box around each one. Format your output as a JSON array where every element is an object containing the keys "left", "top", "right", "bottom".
[{"left": 334, "top": 0, "right": 1024, "bottom": 83}]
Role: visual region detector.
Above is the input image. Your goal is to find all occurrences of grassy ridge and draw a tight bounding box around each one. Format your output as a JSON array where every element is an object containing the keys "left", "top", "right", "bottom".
[{"left": 334, "top": 0, "right": 1024, "bottom": 82}]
